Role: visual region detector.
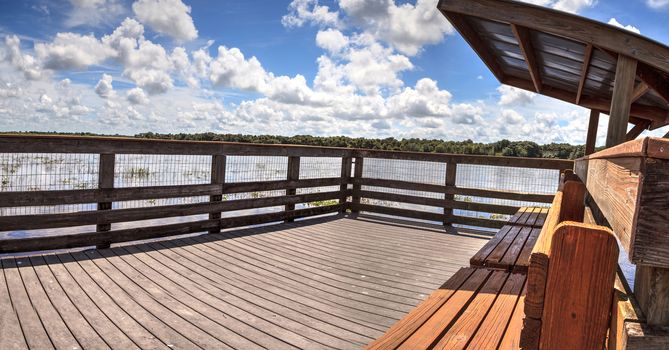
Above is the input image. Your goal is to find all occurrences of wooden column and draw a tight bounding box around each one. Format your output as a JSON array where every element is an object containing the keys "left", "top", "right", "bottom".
[
  {"left": 351, "top": 157, "right": 364, "bottom": 215},
  {"left": 209, "top": 155, "right": 226, "bottom": 233},
  {"left": 606, "top": 55, "right": 638, "bottom": 148},
  {"left": 285, "top": 156, "right": 300, "bottom": 222},
  {"left": 96, "top": 154, "right": 115, "bottom": 249},
  {"left": 339, "top": 157, "right": 353, "bottom": 213},
  {"left": 635, "top": 265, "right": 669, "bottom": 326},
  {"left": 444, "top": 163, "right": 457, "bottom": 227},
  {"left": 585, "top": 110, "right": 600, "bottom": 155}
]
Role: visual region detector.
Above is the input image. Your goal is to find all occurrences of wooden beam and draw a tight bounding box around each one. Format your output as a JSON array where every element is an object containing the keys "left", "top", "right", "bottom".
[
  {"left": 96, "top": 153, "right": 115, "bottom": 250},
  {"left": 441, "top": 11, "right": 506, "bottom": 82},
  {"left": 511, "top": 24, "right": 542, "bottom": 93},
  {"left": 637, "top": 62, "right": 669, "bottom": 104},
  {"left": 208, "top": 154, "right": 226, "bottom": 233},
  {"left": 576, "top": 44, "right": 594, "bottom": 105},
  {"left": 626, "top": 120, "right": 651, "bottom": 141},
  {"left": 632, "top": 82, "right": 650, "bottom": 103},
  {"left": 635, "top": 265, "right": 669, "bottom": 326},
  {"left": 443, "top": 163, "right": 457, "bottom": 226},
  {"left": 607, "top": 55, "right": 638, "bottom": 147},
  {"left": 438, "top": 0, "right": 669, "bottom": 74},
  {"left": 585, "top": 110, "right": 600, "bottom": 155},
  {"left": 504, "top": 76, "right": 669, "bottom": 125},
  {"left": 285, "top": 156, "right": 300, "bottom": 222}
]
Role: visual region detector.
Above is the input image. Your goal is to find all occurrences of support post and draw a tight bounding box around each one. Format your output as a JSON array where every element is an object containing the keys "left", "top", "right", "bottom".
[
  {"left": 96, "top": 153, "right": 115, "bottom": 249},
  {"left": 209, "top": 154, "right": 226, "bottom": 233},
  {"left": 339, "top": 156, "right": 353, "bottom": 214},
  {"left": 285, "top": 156, "right": 300, "bottom": 222},
  {"left": 585, "top": 110, "right": 600, "bottom": 155},
  {"left": 606, "top": 55, "right": 638, "bottom": 148},
  {"left": 635, "top": 265, "right": 669, "bottom": 326},
  {"left": 351, "top": 157, "right": 364, "bottom": 215},
  {"left": 444, "top": 163, "right": 457, "bottom": 227}
]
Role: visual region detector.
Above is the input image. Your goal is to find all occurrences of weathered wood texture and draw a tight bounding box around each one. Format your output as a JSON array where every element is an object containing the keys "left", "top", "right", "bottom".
[
  {"left": 585, "top": 110, "right": 600, "bottom": 155},
  {"left": 209, "top": 154, "right": 226, "bottom": 233},
  {"left": 285, "top": 156, "right": 300, "bottom": 222},
  {"left": 539, "top": 222, "right": 619, "bottom": 350},
  {"left": 96, "top": 154, "right": 115, "bottom": 249},
  {"left": 575, "top": 137, "right": 669, "bottom": 268},
  {"left": 607, "top": 55, "right": 639, "bottom": 147},
  {"left": 0, "top": 216, "right": 487, "bottom": 350},
  {"left": 443, "top": 163, "right": 457, "bottom": 225}
]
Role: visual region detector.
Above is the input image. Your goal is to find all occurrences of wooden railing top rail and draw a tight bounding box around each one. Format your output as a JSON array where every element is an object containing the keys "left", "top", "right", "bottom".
[{"left": 0, "top": 134, "right": 573, "bottom": 169}]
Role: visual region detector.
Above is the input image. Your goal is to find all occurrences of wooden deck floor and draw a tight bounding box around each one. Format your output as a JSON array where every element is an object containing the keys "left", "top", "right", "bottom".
[{"left": 0, "top": 215, "right": 488, "bottom": 350}]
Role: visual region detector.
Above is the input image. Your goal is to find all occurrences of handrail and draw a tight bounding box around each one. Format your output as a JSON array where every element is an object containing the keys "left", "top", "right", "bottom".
[{"left": 0, "top": 135, "right": 573, "bottom": 253}]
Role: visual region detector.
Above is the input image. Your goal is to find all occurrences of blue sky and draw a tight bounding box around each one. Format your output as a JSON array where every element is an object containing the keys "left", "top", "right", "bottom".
[{"left": 0, "top": 0, "right": 668, "bottom": 144}]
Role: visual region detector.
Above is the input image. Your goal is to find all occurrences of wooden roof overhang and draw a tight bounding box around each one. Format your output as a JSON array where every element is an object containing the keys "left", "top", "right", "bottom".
[{"left": 437, "top": 0, "right": 669, "bottom": 148}]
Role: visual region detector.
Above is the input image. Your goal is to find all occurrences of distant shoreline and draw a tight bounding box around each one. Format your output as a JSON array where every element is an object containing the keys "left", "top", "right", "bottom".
[{"left": 1, "top": 131, "right": 589, "bottom": 160}]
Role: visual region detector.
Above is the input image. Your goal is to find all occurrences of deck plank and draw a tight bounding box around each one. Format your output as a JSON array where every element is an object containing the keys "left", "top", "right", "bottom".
[
  {"left": 1, "top": 258, "right": 54, "bottom": 350},
  {"left": 15, "top": 257, "right": 80, "bottom": 350},
  {"left": 0, "top": 258, "right": 29, "bottom": 350},
  {"left": 0, "top": 216, "right": 486, "bottom": 349}
]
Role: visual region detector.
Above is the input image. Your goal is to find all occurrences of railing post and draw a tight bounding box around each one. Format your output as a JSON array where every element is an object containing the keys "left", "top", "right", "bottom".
[
  {"left": 96, "top": 153, "right": 115, "bottom": 249},
  {"left": 285, "top": 156, "right": 300, "bottom": 222},
  {"left": 444, "top": 162, "right": 457, "bottom": 227},
  {"left": 351, "top": 157, "right": 364, "bottom": 215},
  {"left": 340, "top": 156, "right": 353, "bottom": 214},
  {"left": 209, "top": 154, "right": 226, "bottom": 233}
]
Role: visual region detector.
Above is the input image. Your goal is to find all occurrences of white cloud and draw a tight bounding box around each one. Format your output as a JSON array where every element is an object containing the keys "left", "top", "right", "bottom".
[
  {"left": 2, "top": 36, "right": 43, "bottom": 80},
  {"left": 132, "top": 0, "right": 198, "bottom": 42},
  {"left": 517, "top": 0, "right": 595, "bottom": 14},
  {"left": 316, "top": 29, "right": 349, "bottom": 54},
  {"left": 608, "top": 18, "right": 641, "bottom": 34},
  {"left": 498, "top": 85, "right": 536, "bottom": 106},
  {"left": 94, "top": 74, "right": 114, "bottom": 98},
  {"left": 501, "top": 109, "right": 526, "bottom": 124},
  {"left": 35, "top": 32, "right": 114, "bottom": 70},
  {"left": 282, "top": 0, "right": 340, "bottom": 28},
  {"left": 339, "top": 0, "right": 453, "bottom": 56},
  {"left": 341, "top": 37, "right": 413, "bottom": 94},
  {"left": 66, "top": 0, "right": 125, "bottom": 28},
  {"left": 647, "top": 0, "right": 669, "bottom": 9},
  {"left": 209, "top": 46, "right": 269, "bottom": 92},
  {"left": 126, "top": 87, "right": 149, "bottom": 104}
]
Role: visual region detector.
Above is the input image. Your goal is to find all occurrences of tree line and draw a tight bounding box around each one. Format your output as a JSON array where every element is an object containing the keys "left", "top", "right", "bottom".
[
  {"left": 6, "top": 131, "right": 589, "bottom": 159},
  {"left": 134, "top": 132, "right": 588, "bottom": 159}
]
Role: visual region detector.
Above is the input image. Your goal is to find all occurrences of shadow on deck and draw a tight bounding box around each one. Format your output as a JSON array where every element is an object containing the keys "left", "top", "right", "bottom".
[{"left": 0, "top": 215, "right": 489, "bottom": 350}]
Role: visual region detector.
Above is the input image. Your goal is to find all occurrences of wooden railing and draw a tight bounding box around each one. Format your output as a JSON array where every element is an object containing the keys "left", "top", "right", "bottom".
[{"left": 0, "top": 135, "right": 573, "bottom": 253}]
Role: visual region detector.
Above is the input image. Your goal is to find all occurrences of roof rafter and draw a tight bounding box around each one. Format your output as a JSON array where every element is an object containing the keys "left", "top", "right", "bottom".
[
  {"left": 437, "top": 0, "right": 669, "bottom": 73},
  {"left": 637, "top": 63, "right": 669, "bottom": 105},
  {"left": 505, "top": 76, "right": 668, "bottom": 123},
  {"left": 576, "top": 44, "right": 593, "bottom": 105},
  {"left": 631, "top": 82, "right": 650, "bottom": 103},
  {"left": 626, "top": 120, "right": 651, "bottom": 141},
  {"left": 511, "top": 24, "right": 542, "bottom": 93}
]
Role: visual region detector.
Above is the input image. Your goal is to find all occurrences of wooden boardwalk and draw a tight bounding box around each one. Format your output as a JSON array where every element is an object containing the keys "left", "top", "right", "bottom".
[{"left": 0, "top": 215, "right": 488, "bottom": 350}]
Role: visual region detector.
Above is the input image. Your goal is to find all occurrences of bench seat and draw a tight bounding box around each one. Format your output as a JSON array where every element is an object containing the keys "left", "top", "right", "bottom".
[
  {"left": 365, "top": 267, "right": 526, "bottom": 350},
  {"left": 506, "top": 207, "right": 548, "bottom": 228},
  {"left": 470, "top": 207, "right": 546, "bottom": 272}
]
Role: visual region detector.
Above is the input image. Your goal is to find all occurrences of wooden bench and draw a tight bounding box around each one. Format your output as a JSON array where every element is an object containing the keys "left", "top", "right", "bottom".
[
  {"left": 365, "top": 267, "right": 527, "bottom": 350},
  {"left": 366, "top": 173, "right": 621, "bottom": 350}
]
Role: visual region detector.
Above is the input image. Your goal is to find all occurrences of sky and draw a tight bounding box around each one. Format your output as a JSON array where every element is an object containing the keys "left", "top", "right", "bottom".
[{"left": 0, "top": 0, "right": 668, "bottom": 145}]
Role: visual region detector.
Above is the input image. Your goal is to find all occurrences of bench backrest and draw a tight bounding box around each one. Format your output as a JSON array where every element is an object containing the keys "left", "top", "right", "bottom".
[{"left": 522, "top": 173, "right": 619, "bottom": 350}]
